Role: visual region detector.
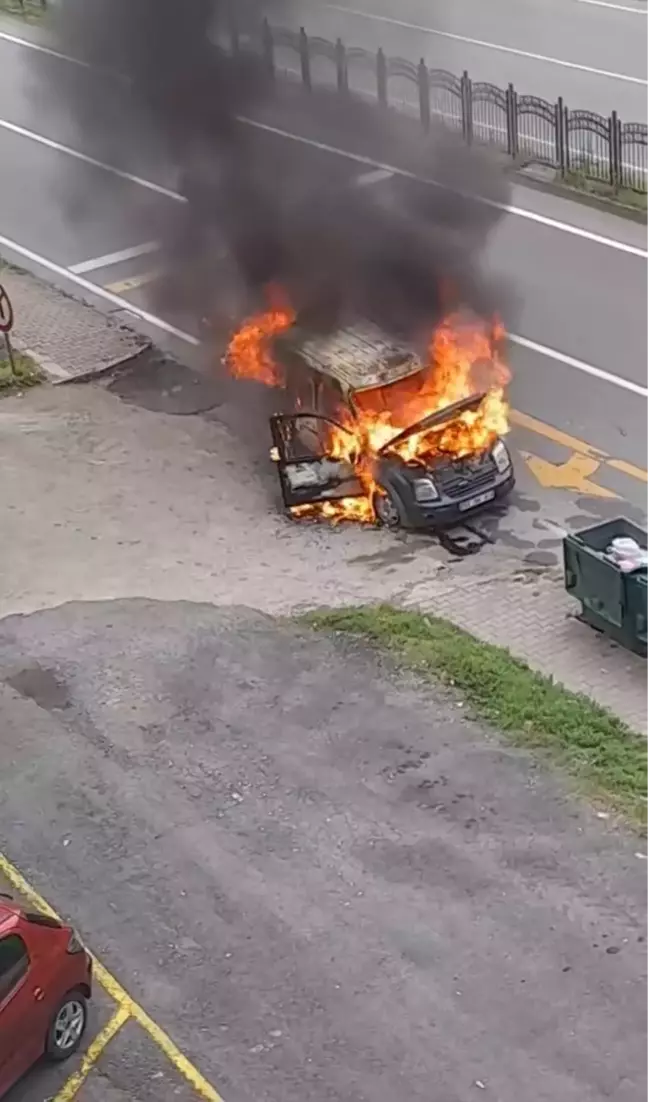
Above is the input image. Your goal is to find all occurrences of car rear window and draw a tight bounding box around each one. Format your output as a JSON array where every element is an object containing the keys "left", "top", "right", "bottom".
[
  {"left": 24, "top": 912, "right": 62, "bottom": 929},
  {"left": 0, "top": 934, "right": 29, "bottom": 999}
]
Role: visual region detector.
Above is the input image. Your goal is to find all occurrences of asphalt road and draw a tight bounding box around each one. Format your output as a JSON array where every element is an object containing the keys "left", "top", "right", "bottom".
[
  {"left": 280, "top": 0, "right": 648, "bottom": 119},
  {"left": 0, "top": 599, "right": 645, "bottom": 1102},
  {"left": 0, "top": 22, "right": 645, "bottom": 514}
]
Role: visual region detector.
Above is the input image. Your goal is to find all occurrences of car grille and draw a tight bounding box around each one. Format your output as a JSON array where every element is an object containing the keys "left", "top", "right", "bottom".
[{"left": 434, "top": 453, "right": 497, "bottom": 499}]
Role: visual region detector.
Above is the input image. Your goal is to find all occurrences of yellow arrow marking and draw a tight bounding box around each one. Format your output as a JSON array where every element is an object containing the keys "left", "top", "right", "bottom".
[
  {"left": 511, "top": 410, "right": 647, "bottom": 487},
  {"left": 520, "top": 451, "right": 620, "bottom": 498}
]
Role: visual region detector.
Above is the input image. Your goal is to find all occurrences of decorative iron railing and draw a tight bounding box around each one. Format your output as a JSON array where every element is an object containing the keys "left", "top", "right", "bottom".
[{"left": 229, "top": 18, "right": 647, "bottom": 195}]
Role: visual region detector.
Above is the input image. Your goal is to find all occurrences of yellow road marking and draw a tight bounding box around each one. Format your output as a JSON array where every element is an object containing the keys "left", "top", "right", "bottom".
[
  {"left": 520, "top": 451, "right": 619, "bottom": 497},
  {"left": 53, "top": 1004, "right": 130, "bottom": 1102},
  {"left": 510, "top": 409, "right": 605, "bottom": 459},
  {"left": 104, "top": 271, "right": 159, "bottom": 294},
  {"left": 0, "top": 852, "right": 226, "bottom": 1102},
  {"left": 607, "top": 457, "right": 648, "bottom": 483},
  {"left": 511, "top": 409, "right": 647, "bottom": 490}
]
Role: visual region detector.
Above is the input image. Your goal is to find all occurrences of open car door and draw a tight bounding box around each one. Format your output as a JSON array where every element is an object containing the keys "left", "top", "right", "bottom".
[{"left": 270, "top": 414, "right": 365, "bottom": 510}]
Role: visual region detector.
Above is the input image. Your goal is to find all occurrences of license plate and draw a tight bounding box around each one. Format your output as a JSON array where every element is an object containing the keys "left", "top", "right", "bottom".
[{"left": 458, "top": 489, "right": 495, "bottom": 512}]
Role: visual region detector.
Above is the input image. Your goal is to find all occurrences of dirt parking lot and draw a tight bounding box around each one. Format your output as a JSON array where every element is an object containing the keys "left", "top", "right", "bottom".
[{"left": 0, "top": 599, "right": 645, "bottom": 1102}]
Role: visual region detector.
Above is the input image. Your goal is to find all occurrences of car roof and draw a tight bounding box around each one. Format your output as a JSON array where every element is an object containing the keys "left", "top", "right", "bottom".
[{"left": 280, "top": 323, "right": 425, "bottom": 394}]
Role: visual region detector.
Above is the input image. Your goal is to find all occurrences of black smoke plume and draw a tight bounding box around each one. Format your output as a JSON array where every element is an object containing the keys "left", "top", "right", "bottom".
[{"left": 38, "top": 0, "right": 513, "bottom": 344}]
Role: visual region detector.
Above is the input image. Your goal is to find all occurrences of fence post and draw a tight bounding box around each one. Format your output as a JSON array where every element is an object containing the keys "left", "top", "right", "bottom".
[
  {"left": 376, "top": 48, "right": 388, "bottom": 108},
  {"left": 299, "top": 27, "right": 311, "bottom": 91},
  {"left": 610, "top": 111, "right": 621, "bottom": 191},
  {"left": 228, "top": 9, "right": 240, "bottom": 55},
  {"left": 335, "top": 38, "right": 348, "bottom": 94},
  {"left": 261, "top": 19, "right": 275, "bottom": 79},
  {"left": 506, "top": 83, "right": 517, "bottom": 158},
  {"left": 461, "top": 71, "right": 473, "bottom": 145},
  {"left": 417, "top": 59, "right": 430, "bottom": 132},
  {"left": 556, "top": 97, "right": 566, "bottom": 177}
]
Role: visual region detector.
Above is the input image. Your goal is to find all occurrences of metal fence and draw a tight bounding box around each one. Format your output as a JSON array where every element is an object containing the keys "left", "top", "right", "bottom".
[
  {"left": 9, "top": 2, "right": 645, "bottom": 194},
  {"left": 227, "top": 19, "right": 647, "bottom": 195}
]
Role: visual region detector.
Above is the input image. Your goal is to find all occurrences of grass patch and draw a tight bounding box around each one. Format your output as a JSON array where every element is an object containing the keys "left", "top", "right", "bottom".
[
  {"left": 303, "top": 605, "right": 647, "bottom": 827},
  {"left": 0, "top": 349, "right": 45, "bottom": 394},
  {"left": 0, "top": 0, "right": 47, "bottom": 20},
  {"left": 561, "top": 168, "right": 647, "bottom": 213}
]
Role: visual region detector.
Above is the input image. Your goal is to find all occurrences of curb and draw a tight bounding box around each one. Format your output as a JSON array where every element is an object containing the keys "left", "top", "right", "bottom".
[{"left": 511, "top": 168, "right": 647, "bottom": 225}]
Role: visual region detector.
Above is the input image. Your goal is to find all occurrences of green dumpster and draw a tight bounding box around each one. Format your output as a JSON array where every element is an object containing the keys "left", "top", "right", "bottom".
[{"left": 563, "top": 517, "right": 647, "bottom": 657}]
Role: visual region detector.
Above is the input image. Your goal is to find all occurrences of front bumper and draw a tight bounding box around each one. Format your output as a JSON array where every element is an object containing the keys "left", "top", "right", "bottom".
[{"left": 399, "top": 469, "right": 515, "bottom": 529}]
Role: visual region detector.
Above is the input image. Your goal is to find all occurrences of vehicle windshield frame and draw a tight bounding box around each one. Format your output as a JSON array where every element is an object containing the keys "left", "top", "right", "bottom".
[
  {"left": 351, "top": 367, "right": 428, "bottom": 416},
  {"left": 375, "top": 392, "right": 489, "bottom": 456}
]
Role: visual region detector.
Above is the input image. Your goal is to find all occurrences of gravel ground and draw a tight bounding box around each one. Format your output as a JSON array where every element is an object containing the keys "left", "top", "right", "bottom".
[
  {"left": 0, "top": 599, "right": 644, "bottom": 1102},
  {"left": 0, "top": 380, "right": 523, "bottom": 619}
]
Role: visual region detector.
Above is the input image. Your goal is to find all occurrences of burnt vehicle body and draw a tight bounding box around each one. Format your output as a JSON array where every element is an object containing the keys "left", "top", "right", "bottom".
[{"left": 270, "top": 324, "right": 515, "bottom": 530}]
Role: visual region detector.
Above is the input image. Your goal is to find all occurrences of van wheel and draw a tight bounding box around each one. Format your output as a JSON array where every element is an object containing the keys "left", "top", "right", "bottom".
[
  {"left": 45, "top": 991, "right": 88, "bottom": 1061},
  {"left": 372, "top": 488, "right": 405, "bottom": 529}
]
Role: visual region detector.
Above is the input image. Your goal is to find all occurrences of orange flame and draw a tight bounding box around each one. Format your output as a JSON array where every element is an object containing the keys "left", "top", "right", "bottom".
[
  {"left": 226, "top": 291, "right": 295, "bottom": 387},
  {"left": 226, "top": 299, "right": 510, "bottom": 524}
]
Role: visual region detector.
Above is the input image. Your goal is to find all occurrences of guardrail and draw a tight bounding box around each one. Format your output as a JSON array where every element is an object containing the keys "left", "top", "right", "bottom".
[{"left": 228, "top": 18, "right": 647, "bottom": 196}]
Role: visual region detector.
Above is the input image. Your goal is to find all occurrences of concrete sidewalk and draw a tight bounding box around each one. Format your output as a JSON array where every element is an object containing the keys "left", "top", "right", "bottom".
[
  {"left": 402, "top": 568, "right": 646, "bottom": 733},
  {"left": 1, "top": 261, "right": 645, "bottom": 734},
  {"left": 0, "top": 263, "right": 149, "bottom": 381}
]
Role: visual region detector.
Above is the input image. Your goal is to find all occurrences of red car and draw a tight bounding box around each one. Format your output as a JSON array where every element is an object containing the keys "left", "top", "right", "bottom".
[{"left": 0, "top": 894, "right": 92, "bottom": 1097}]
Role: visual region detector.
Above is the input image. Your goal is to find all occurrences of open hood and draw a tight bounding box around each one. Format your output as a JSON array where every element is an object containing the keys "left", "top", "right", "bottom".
[{"left": 377, "top": 392, "right": 488, "bottom": 457}]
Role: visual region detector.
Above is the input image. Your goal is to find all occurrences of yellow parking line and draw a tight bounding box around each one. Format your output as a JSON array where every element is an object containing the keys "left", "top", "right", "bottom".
[
  {"left": 53, "top": 1004, "right": 130, "bottom": 1102},
  {"left": 0, "top": 853, "right": 226, "bottom": 1102}
]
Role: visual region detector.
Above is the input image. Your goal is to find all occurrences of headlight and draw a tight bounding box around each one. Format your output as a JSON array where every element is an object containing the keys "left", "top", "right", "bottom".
[
  {"left": 491, "top": 439, "right": 511, "bottom": 473},
  {"left": 413, "top": 477, "right": 439, "bottom": 502}
]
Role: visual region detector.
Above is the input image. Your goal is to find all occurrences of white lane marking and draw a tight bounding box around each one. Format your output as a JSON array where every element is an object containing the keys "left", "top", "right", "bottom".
[
  {"left": 509, "top": 333, "right": 648, "bottom": 397},
  {"left": 238, "top": 116, "right": 648, "bottom": 258},
  {"left": 2, "top": 14, "right": 645, "bottom": 87},
  {"left": 319, "top": 2, "right": 648, "bottom": 84},
  {"left": 0, "top": 27, "right": 643, "bottom": 397},
  {"left": 577, "top": 0, "right": 646, "bottom": 11},
  {"left": 3, "top": 25, "right": 648, "bottom": 247},
  {"left": 0, "top": 232, "right": 642, "bottom": 397},
  {"left": 0, "top": 232, "right": 199, "bottom": 346},
  {"left": 355, "top": 168, "right": 394, "bottom": 186},
  {"left": 0, "top": 28, "right": 95, "bottom": 67},
  {"left": 1, "top": 104, "right": 643, "bottom": 258},
  {"left": 70, "top": 242, "right": 159, "bottom": 274},
  {"left": 0, "top": 118, "right": 184, "bottom": 202}
]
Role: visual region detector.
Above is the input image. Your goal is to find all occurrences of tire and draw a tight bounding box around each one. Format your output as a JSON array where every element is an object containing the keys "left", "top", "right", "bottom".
[
  {"left": 372, "top": 487, "right": 405, "bottom": 529},
  {"left": 45, "top": 990, "right": 88, "bottom": 1062}
]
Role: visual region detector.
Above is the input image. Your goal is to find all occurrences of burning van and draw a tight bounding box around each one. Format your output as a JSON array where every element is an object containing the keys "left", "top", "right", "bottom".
[{"left": 227, "top": 306, "right": 515, "bottom": 530}]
